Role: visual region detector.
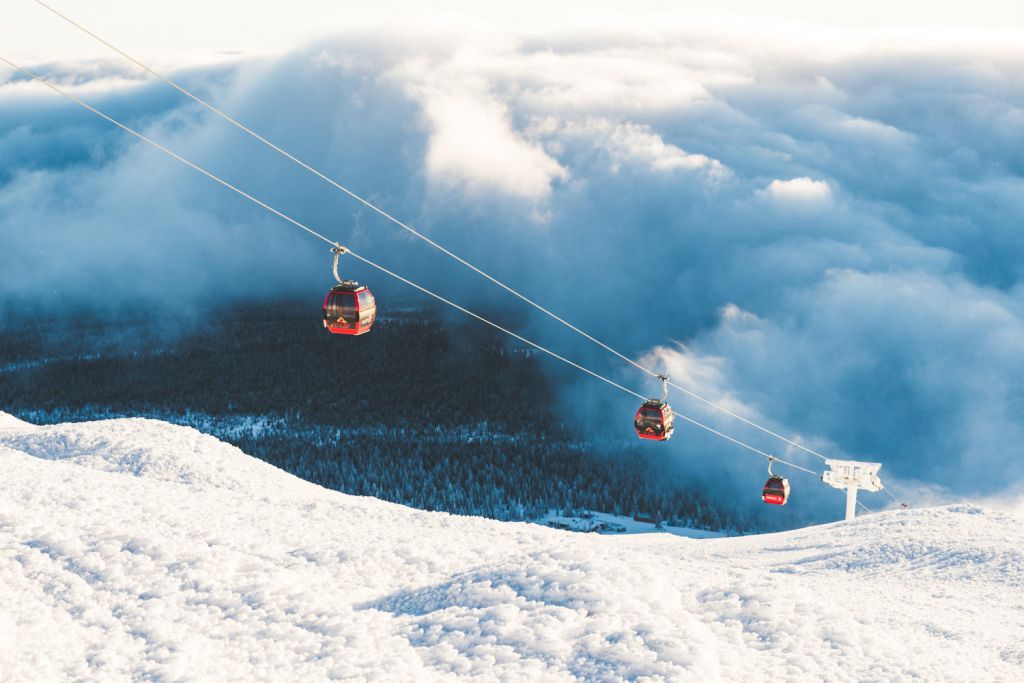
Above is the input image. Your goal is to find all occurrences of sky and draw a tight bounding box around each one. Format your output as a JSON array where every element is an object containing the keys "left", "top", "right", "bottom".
[
  {"left": 6, "top": 0, "right": 1024, "bottom": 65},
  {"left": 3, "top": 0, "right": 1024, "bottom": 518}
]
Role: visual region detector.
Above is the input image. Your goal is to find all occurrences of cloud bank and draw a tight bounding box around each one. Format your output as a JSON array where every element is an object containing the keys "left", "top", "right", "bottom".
[{"left": 2, "top": 25, "right": 1023, "bottom": 521}]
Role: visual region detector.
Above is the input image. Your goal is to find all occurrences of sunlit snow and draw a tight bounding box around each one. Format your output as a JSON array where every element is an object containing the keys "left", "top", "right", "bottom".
[{"left": 1, "top": 414, "right": 1021, "bottom": 681}]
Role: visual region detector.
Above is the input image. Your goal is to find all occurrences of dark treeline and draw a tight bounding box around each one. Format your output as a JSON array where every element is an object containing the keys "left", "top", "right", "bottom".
[{"left": 0, "top": 302, "right": 745, "bottom": 531}]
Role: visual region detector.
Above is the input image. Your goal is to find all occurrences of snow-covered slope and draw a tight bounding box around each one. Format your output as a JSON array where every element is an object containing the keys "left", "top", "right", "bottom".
[{"left": 1, "top": 415, "right": 1021, "bottom": 682}]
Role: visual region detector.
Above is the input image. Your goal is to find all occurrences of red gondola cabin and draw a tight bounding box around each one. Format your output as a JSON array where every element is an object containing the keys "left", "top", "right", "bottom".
[
  {"left": 634, "top": 399, "right": 674, "bottom": 441},
  {"left": 323, "top": 281, "right": 376, "bottom": 335},
  {"left": 762, "top": 476, "right": 790, "bottom": 505}
]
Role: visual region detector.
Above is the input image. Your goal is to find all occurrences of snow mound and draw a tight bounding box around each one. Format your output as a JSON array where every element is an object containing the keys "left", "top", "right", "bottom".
[
  {"left": 0, "top": 414, "right": 310, "bottom": 498},
  {"left": 0, "top": 412, "right": 33, "bottom": 431},
  {"left": 1, "top": 414, "right": 1022, "bottom": 682}
]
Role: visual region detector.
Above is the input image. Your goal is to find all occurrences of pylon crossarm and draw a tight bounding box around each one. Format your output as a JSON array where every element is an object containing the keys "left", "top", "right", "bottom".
[{"left": 822, "top": 459, "right": 883, "bottom": 521}]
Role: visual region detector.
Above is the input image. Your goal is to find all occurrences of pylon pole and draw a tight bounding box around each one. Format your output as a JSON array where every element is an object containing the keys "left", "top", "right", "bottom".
[
  {"left": 845, "top": 482, "right": 858, "bottom": 521},
  {"left": 822, "top": 459, "right": 883, "bottom": 522}
]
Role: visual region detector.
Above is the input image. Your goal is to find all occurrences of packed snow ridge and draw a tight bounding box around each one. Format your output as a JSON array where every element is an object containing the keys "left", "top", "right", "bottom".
[{"left": 1, "top": 414, "right": 1022, "bottom": 682}]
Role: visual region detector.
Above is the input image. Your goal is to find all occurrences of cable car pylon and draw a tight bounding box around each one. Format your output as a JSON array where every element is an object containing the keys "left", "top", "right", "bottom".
[{"left": 822, "top": 460, "right": 883, "bottom": 521}]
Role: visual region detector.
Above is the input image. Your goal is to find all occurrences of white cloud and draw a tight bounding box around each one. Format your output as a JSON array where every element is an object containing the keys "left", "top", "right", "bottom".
[
  {"left": 719, "top": 303, "right": 759, "bottom": 323},
  {"left": 9, "top": 1, "right": 1024, "bottom": 69},
  {"left": 601, "top": 120, "right": 727, "bottom": 176},
  {"left": 637, "top": 343, "right": 760, "bottom": 424},
  {"left": 0, "top": 72, "right": 148, "bottom": 99},
  {"left": 534, "top": 117, "right": 728, "bottom": 178},
  {"left": 391, "top": 42, "right": 730, "bottom": 198},
  {"left": 503, "top": 49, "right": 715, "bottom": 114},
  {"left": 759, "top": 177, "right": 833, "bottom": 203},
  {"left": 417, "top": 88, "right": 568, "bottom": 200},
  {"left": 980, "top": 494, "right": 1024, "bottom": 518},
  {"left": 838, "top": 116, "right": 912, "bottom": 143}
]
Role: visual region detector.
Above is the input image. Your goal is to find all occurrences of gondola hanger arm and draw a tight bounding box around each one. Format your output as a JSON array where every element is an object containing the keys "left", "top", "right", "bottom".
[{"left": 332, "top": 244, "right": 349, "bottom": 284}]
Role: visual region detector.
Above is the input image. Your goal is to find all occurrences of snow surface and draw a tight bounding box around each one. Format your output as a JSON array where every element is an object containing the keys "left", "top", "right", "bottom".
[{"left": 1, "top": 414, "right": 1022, "bottom": 682}]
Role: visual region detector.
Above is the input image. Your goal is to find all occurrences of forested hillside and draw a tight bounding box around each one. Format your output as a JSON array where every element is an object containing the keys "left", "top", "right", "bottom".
[{"left": 0, "top": 302, "right": 743, "bottom": 530}]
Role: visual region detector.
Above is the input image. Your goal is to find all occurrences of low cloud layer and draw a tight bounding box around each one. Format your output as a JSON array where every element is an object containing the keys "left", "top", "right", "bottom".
[{"left": 2, "top": 26, "right": 1023, "bottom": 520}]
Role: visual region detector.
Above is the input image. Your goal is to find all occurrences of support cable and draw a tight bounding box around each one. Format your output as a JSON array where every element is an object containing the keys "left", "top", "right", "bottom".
[
  {"left": 32, "top": 0, "right": 844, "bottom": 469},
  {"left": 1, "top": 54, "right": 816, "bottom": 479}
]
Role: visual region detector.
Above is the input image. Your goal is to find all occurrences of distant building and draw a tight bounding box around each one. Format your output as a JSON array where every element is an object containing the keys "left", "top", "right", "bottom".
[{"left": 633, "top": 513, "right": 659, "bottom": 524}]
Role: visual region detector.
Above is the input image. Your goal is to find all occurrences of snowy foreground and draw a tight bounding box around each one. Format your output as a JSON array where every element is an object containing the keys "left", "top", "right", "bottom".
[{"left": 1, "top": 414, "right": 1022, "bottom": 682}]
